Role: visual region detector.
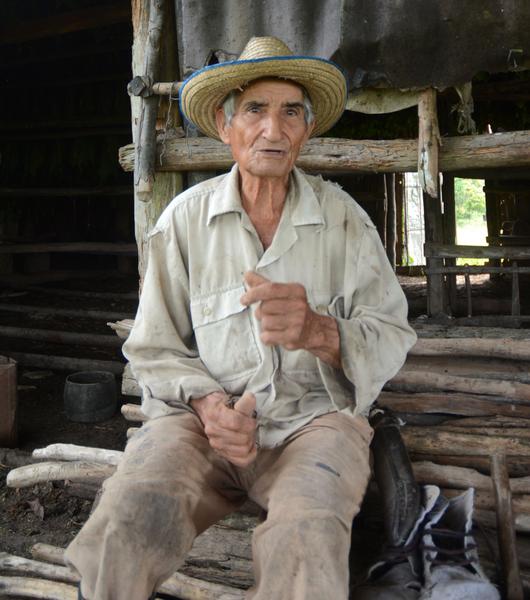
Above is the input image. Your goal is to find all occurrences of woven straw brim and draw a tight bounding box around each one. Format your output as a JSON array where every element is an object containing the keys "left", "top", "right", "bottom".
[{"left": 179, "top": 56, "right": 347, "bottom": 140}]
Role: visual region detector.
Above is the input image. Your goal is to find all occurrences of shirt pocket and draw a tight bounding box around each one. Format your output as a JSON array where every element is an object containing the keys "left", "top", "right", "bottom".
[{"left": 190, "top": 286, "right": 261, "bottom": 384}]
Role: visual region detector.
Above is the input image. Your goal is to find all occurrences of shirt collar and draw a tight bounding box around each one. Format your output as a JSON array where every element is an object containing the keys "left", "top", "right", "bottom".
[
  {"left": 207, "top": 163, "right": 243, "bottom": 225},
  {"left": 207, "top": 163, "right": 325, "bottom": 228}
]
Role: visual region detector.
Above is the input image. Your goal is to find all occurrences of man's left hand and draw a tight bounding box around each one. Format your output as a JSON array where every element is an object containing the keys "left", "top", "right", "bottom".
[{"left": 240, "top": 271, "right": 341, "bottom": 368}]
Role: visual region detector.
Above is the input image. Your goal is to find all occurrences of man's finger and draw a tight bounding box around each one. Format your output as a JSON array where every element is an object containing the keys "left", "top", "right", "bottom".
[
  {"left": 234, "top": 391, "right": 256, "bottom": 418},
  {"left": 244, "top": 271, "right": 270, "bottom": 289}
]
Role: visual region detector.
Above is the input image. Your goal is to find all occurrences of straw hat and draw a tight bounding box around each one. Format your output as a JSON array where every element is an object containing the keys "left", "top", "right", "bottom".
[{"left": 179, "top": 36, "right": 347, "bottom": 140}]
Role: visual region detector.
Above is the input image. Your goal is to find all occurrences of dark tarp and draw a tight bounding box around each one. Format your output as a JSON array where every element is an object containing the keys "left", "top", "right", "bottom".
[{"left": 175, "top": 0, "right": 530, "bottom": 89}]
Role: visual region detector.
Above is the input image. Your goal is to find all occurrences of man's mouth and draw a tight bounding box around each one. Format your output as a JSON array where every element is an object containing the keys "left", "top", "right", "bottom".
[{"left": 257, "top": 149, "right": 287, "bottom": 157}]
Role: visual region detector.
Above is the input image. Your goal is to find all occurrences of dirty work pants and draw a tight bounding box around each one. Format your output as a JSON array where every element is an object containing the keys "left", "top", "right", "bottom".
[{"left": 65, "top": 411, "right": 372, "bottom": 600}]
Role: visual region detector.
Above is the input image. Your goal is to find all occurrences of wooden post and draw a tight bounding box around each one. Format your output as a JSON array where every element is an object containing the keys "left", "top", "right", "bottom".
[
  {"left": 395, "top": 175, "right": 404, "bottom": 267},
  {"left": 491, "top": 453, "right": 524, "bottom": 600},
  {"left": 418, "top": 88, "right": 444, "bottom": 316},
  {"left": 442, "top": 174, "right": 457, "bottom": 312},
  {"left": 423, "top": 191, "right": 445, "bottom": 316},
  {"left": 0, "top": 357, "right": 17, "bottom": 448},
  {"left": 131, "top": 0, "right": 183, "bottom": 286},
  {"left": 418, "top": 89, "right": 440, "bottom": 198},
  {"left": 385, "top": 173, "right": 397, "bottom": 270}
]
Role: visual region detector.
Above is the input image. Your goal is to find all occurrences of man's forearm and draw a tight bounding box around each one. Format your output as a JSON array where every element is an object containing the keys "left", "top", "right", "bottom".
[{"left": 304, "top": 313, "right": 341, "bottom": 369}]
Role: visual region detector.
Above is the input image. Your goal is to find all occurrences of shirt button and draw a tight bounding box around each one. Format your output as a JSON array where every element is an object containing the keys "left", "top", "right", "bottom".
[{"left": 203, "top": 307, "right": 212, "bottom": 316}]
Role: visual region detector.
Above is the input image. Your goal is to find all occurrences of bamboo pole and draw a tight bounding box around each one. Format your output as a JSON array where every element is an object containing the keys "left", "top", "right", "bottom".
[
  {"left": 6, "top": 352, "right": 124, "bottom": 375},
  {"left": 0, "top": 553, "right": 78, "bottom": 584},
  {"left": 491, "top": 454, "right": 524, "bottom": 600}
]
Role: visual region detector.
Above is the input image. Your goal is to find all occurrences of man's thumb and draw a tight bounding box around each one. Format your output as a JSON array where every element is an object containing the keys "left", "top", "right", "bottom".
[{"left": 234, "top": 391, "right": 256, "bottom": 418}]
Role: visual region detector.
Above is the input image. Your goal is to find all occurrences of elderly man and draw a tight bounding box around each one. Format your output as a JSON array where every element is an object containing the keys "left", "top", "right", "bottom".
[{"left": 66, "top": 37, "right": 416, "bottom": 600}]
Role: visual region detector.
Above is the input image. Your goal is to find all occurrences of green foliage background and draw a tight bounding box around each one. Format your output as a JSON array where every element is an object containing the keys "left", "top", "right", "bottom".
[{"left": 455, "top": 178, "right": 486, "bottom": 223}]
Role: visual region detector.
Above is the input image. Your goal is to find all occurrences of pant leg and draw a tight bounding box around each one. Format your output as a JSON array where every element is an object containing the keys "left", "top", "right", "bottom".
[
  {"left": 247, "top": 412, "right": 373, "bottom": 600},
  {"left": 65, "top": 412, "right": 244, "bottom": 600}
]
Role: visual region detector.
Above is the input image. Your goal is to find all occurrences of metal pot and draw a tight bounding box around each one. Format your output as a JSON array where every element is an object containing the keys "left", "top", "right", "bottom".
[{"left": 64, "top": 371, "right": 117, "bottom": 423}]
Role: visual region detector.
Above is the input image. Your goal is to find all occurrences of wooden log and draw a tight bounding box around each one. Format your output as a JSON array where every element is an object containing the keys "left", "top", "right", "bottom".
[
  {"left": 411, "top": 460, "right": 530, "bottom": 494},
  {"left": 377, "top": 391, "right": 530, "bottom": 418},
  {"left": 0, "top": 303, "right": 134, "bottom": 321},
  {"left": 31, "top": 544, "right": 246, "bottom": 600},
  {"left": 134, "top": 0, "right": 165, "bottom": 199},
  {"left": 387, "top": 370, "right": 530, "bottom": 402},
  {"left": 409, "top": 453, "right": 530, "bottom": 478},
  {"left": 401, "top": 428, "right": 530, "bottom": 457},
  {"left": 32, "top": 444, "right": 123, "bottom": 466},
  {"left": 385, "top": 173, "right": 396, "bottom": 269},
  {"left": 0, "top": 575, "right": 77, "bottom": 600},
  {"left": 6, "top": 352, "right": 124, "bottom": 375},
  {"left": 0, "top": 357, "right": 17, "bottom": 448},
  {"left": 443, "top": 488, "right": 530, "bottom": 515},
  {"left": 0, "top": 243, "right": 137, "bottom": 255},
  {"left": 118, "top": 130, "right": 530, "bottom": 174},
  {"left": 130, "top": 0, "right": 183, "bottom": 286},
  {"left": 0, "top": 325, "right": 123, "bottom": 348},
  {"left": 425, "top": 243, "right": 530, "bottom": 260},
  {"left": 127, "top": 426, "right": 141, "bottom": 438},
  {"left": 410, "top": 337, "right": 530, "bottom": 361},
  {"left": 475, "top": 509, "right": 530, "bottom": 535},
  {"left": 440, "top": 415, "right": 530, "bottom": 429},
  {"left": 491, "top": 454, "right": 524, "bottom": 600},
  {"left": 121, "top": 403, "right": 148, "bottom": 422},
  {"left": 0, "top": 186, "right": 131, "bottom": 198},
  {"left": 0, "top": 4, "right": 130, "bottom": 45},
  {"left": 417, "top": 88, "right": 440, "bottom": 197},
  {"left": 6, "top": 461, "right": 116, "bottom": 488},
  {"left": 29, "top": 286, "right": 138, "bottom": 300},
  {"left": 0, "top": 553, "right": 78, "bottom": 584},
  {"left": 413, "top": 324, "right": 530, "bottom": 340},
  {"left": 402, "top": 355, "right": 530, "bottom": 385}
]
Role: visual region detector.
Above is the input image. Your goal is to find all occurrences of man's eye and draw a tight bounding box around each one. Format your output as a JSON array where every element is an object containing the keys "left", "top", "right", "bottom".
[
  {"left": 248, "top": 106, "right": 261, "bottom": 113},
  {"left": 286, "top": 109, "right": 299, "bottom": 117}
]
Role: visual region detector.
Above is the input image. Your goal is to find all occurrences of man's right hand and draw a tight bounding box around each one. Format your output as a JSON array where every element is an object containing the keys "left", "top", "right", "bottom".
[{"left": 190, "top": 391, "right": 257, "bottom": 468}]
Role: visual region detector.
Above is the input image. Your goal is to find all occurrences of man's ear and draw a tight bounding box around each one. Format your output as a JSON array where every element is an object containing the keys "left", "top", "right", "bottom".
[{"left": 215, "top": 108, "right": 231, "bottom": 144}]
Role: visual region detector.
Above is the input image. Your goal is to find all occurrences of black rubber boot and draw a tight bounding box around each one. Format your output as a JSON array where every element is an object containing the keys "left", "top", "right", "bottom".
[{"left": 369, "top": 407, "right": 421, "bottom": 546}]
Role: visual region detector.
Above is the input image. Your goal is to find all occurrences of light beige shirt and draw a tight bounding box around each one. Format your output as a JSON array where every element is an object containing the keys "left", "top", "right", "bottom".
[{"left": 123, "top": 165, "right": 417, "bottom": 448}]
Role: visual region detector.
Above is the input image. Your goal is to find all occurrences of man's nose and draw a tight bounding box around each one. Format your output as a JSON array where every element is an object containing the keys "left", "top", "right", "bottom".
[{"left": 262, "top": 113, "right": 282, "bottom": 141}]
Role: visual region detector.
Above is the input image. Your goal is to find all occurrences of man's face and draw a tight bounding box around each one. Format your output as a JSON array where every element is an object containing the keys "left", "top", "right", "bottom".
[{"left": 216, "top": 79, "right": 314, "bottom": 181}]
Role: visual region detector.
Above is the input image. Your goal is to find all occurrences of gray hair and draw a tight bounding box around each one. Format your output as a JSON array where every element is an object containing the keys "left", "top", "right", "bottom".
[{"left": 221, "top": 84, "right": 315, "bottom": 128}]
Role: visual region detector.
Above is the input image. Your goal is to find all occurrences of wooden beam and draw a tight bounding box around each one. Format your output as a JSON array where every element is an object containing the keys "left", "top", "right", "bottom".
[
  {"left": 0, "top": 243, "right": 136, "bottom": 255},
  {"left": 0, "top": 186, "right": 131, "bottom": 198},
  {"left": 0, "top": 326, "right": 122, "bottom": 348},
  {"left": 425, "top": 243, "right": 530, "bottom": 260},
  {"left": 0, "top": 5, "right": 131, "bottom": 46},
  {"left": 119, "top": 130, "right": 530, "bottom": 174},
  {"left": 5, "top": 352, "right": 124, "bottom": 375},
  {"left": 0, "top": 303, "right": 134, "bottom": 321}
]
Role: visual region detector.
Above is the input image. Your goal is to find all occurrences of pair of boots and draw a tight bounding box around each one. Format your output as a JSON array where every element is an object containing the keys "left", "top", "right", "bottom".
[{"left": 354, "top": 485, "right": 500, "bottom": 600}]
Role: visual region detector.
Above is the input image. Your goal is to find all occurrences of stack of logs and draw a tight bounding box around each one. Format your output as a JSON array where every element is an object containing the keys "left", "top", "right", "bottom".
[{"left": 3, "top": 323, "right": 530, "bottom": 597}]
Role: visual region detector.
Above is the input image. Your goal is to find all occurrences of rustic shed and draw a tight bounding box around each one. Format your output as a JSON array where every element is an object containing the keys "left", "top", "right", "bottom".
[{"left": 1, "top": 1, "right": 530, "bottom": 599}]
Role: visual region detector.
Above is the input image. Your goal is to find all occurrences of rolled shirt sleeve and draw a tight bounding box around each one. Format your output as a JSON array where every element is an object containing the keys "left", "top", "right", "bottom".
[
  {"left": 320, "top": 218, "right": 417, "bottom": 415},
  {"left": 122, "top": 224, "right": 224, "bottom": 418}
]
